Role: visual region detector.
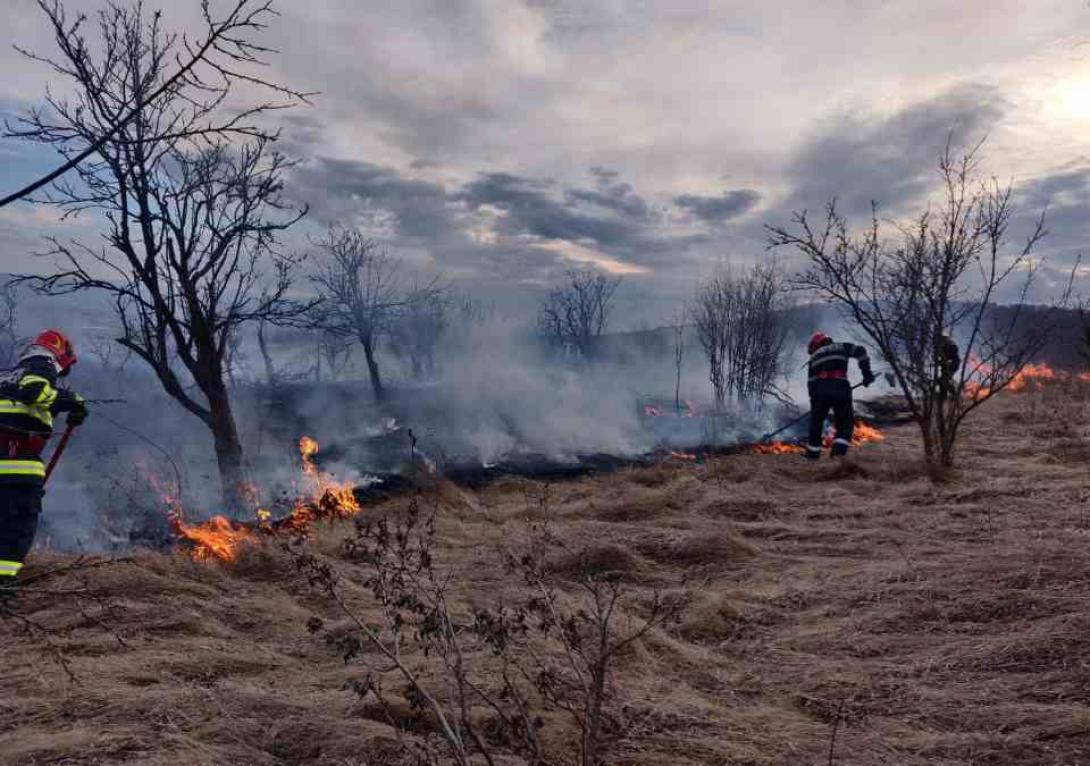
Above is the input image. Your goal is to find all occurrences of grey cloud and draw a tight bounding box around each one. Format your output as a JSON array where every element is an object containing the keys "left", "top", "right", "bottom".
[
  {"left": 564, "top": 166, "right": 652, "bottom": 221},
  {"left": 458, "top": 171, "right": 650, "bottom": 252},
  {"left": 1012, "top": 165, "right": 1090, "bottom": 278},
  {"left": 287, "top": 148, "right": 718, "bottom": 302},
  {"left": 290, "top": 157, "right": 459, "bottom": 242},
  {"left": 674, "top": 188, "right": 760, "bottom": 224},
  {"left": 784, "top": 85, "right": 1006, "bottom": 217}
]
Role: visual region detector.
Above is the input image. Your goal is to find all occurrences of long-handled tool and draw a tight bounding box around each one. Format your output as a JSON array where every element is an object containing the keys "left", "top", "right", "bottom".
[
  {"left": 44, "top": 422, "right": 77, "bottom": 485},
  {"left": 758, "top": 381, "right": 867, "bottom": 443}
]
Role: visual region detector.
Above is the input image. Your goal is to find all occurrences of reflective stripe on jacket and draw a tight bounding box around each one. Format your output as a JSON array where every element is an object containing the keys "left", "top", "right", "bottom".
[
  {"left": 0, "top": 460, "right": 45, "bottom": 479},
  {"left": 807, "top": 341, "right": 869, "bottom": 383},
  {"left": 0, "top": 366, "right": 63, "bottom": 484},
  {"left": 0, "top": 373, "right": 57, "bottom": 429}
]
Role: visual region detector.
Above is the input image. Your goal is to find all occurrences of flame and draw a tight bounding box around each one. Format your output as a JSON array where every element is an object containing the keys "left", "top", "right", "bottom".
[
  {"left": 170, "top": 515, "right": 254, "bottom": 562},
  {"left": 850, "top": 421, "right": 885, "bottom": 444},
  {"left": 751, "top": 419, "right": 883, "bottom": 456},
  {"left": 667, "top": 450, "right": 698, "bottom": 461},
  {"left": 164, "top": 435, "right": 363, "bottom": 562},
  {"left": 752, "top": 442, "right": 805, "bottom": 455},
  {"left": 964, "top": 360, "right": 1089, "bottom": 400}
]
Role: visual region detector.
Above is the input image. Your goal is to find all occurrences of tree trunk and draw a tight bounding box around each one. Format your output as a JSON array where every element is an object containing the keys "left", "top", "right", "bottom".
[
  {"left": 362, "top": 335, "right": 385, "bottom": 402},
  {"left": 919, "top": 418, "right": 935, "bottom": 465},
  {"left": 205, "top": 377, "right": 247, "bottom": 511},
  {"left": 583, "top": 666, "right": 607, "bottom": 766},
  {"left": 257, "top": 319, "right": 277, "bottom": 386}
]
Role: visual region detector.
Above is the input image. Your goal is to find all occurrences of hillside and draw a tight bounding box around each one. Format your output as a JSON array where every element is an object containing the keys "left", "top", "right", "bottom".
[{"left": 3, "top": 385, "right": 1090, "bottom": 764}]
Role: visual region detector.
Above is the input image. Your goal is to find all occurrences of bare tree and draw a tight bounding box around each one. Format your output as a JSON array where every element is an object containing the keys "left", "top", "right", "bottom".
[
  {"left": 1078, "top": 302, "right": 1090, "bottom": 368},
  {"left": 314, "top": 328, "right": 352, "bottom": 382},
  {"left": 0, "top": 0, "right": 313, "bottom": 208},
  {"left": 256, "top": 315, "right": 279, "bottom": 387},
  {"left": 10, "top": 1, "right": 310, "bottom": 507},
  {"left": 311, "top": 227, "right": 402, "bottom": 401},
  {"left": 669, "top": 306, "right": 686, "bottom": 414},
  {"left": 693, "top": 264, "right": 790, "bottom": 409},
  {"left": 537, "top": 268, "right": 622, "bottom": 359},
  {"left": 768, "top": 140, "right": 1074, "bottom": 470},
  {"left": 390, "top": 277, "right": 449, "bottom": 380},
  {"left": 0, "top": 282, "right": 20, "bottom": 369}
]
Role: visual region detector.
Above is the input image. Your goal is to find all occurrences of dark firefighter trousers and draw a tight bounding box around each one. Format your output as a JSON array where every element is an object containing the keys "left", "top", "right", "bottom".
[
  {"left": 0, "top": 484, "right": 44, "bottom": 577},
  {"left": 807, "top": 382, "right": 854, "bottom": 459}
]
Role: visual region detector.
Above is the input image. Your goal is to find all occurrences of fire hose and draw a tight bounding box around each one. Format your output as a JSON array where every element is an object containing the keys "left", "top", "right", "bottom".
[
  {"left": 43, "top": 421, "right": 77, "bottom": 485},
  {"left": 758, "top": 381, "right": 867, "bottom": 444}
]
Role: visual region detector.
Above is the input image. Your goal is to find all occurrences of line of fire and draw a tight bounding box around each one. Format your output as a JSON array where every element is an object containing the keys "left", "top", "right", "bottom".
[{"left": 159, "top": 358, "right": 1087, "bottom": 563}]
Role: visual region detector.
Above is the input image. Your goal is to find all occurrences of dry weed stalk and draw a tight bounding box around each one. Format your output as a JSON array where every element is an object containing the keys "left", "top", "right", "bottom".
[
  {"left": 0, "top": 556, "right": 130, "bottom": 682},
  {"left": 293, "top": 486, "right": 680, "bottom": 765}
]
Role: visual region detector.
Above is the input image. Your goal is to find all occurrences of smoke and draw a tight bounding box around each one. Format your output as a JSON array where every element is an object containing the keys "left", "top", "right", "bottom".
[{"left": 11, "top": 284, "right": 862, "bottom": 554}]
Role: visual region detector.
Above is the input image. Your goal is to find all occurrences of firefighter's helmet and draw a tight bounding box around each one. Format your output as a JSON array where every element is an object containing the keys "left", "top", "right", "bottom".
[
  {"left": 21, "top": 329, "right": 77, "bottom": 375},
  {"left": 807, "top": 331, "right": 831, "bottom": 355}
]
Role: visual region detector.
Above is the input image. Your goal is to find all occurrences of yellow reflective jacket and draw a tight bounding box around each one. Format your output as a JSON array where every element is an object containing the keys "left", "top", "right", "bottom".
[{"left": 0, "top": 360, "right": 83, "bottom": 483}]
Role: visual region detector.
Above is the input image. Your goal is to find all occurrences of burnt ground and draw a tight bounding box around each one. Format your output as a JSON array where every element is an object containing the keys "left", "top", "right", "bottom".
[{"left": 3, "top": 385, "right": 1090, "bottom": 764}]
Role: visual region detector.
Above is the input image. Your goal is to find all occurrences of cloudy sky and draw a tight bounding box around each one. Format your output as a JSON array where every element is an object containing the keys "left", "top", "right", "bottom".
[{"left": 2, "top": 0, "right": 1090, "bottom": 323}]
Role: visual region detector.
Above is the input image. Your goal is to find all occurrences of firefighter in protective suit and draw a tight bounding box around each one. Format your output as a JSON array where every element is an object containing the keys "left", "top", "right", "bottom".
[
  {"left": 805, "top": 332, "right": 875, "bottom": 460},
  {"left": 0, "top": 330, "right": 87, "bottom": 579}
]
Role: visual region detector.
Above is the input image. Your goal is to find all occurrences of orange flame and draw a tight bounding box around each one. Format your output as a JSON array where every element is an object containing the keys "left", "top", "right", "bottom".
[
  {"left": 850, "top": 421, "right": 884, "bottom": 444},
  {"left": 165, "top": 435, "right": 363, "bottom": 562},
  {"left": 752, "top": 441, "right": 805, "bottom": 455},
  {"left": 752, "top": 419, "right": 883, "bottom": 456},
  {"left": 667, "top": 450, "right": 698, "bottom": 461},
  {"left": 964, "top": 361, "right": 1090, "bottom": 400}
]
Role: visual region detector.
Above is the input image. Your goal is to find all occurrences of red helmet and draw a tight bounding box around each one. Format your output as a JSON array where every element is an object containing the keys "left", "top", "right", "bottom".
[
  {"left": 808, "top": 331, "right": 830, "bottom": 355},
  {"left": 23, "top": 329, "right": 77, "bottom": 373}
]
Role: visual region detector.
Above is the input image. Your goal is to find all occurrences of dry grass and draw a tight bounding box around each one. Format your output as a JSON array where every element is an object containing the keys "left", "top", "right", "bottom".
[{"left": 4, "top": 389, "right": 1090, "bottom": 764}]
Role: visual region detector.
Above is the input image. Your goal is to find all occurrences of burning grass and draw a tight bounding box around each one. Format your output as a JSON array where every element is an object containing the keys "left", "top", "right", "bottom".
[
  {"left": 6, "top": 390, "right": 1090, "bottom": 763},
  {"left": 752, "top": 417, "right": 885, "bottom": 454},
  {"left": 166, "top": 435, "right": 364, "bottom": 562}
]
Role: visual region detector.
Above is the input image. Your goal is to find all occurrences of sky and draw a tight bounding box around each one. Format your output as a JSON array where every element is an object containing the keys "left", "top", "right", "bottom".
[{"left": 2, "top": 0, "right": 1090, "bottom": 325}]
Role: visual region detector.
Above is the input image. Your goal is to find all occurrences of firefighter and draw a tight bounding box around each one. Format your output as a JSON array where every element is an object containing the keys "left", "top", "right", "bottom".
[
  {"left": 805, "top": 331, "right": 875, "bottom": 460},
  {"left": 0, "top": 330, "right": 87, "bottom": 579},
  {"left": 939, "top": 334, "right": 961, "bottom": 397}
]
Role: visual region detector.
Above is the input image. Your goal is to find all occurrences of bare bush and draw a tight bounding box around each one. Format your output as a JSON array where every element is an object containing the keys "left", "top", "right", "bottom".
[
  {"left": 768, "top": 140, "right": 1075, "bottom": 470},
  {"left": 296, "top": 498, "right": 543, "bottom": 765},
  {"left": 538, "top": 269, "right": 622, "bottom": 359},
  {"left": 693, "top": 263, "right": 791, "bottom": 409},
  {"left": 390, "top": 278, "right": 450, "bottom": 381},
  {"left": 310, "top": 227, "right": 402, "bottom": 402},
  {"left": 295, "top": 493, "right": 678, "bottom": 765}
]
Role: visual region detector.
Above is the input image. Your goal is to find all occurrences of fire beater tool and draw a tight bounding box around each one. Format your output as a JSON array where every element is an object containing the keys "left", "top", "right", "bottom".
[
  {"left": 44, "top": 421, "right": 77, "bottom": 485},
  {"left": 758, "top": 381, "right": 867, "bottom": 444}
]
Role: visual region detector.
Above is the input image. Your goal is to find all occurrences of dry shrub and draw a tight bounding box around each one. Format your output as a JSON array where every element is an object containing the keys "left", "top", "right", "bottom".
[
  {"left": 699, "top": 497, "right": 777, "bottom": 521},
  {"left": 702, "top": 458, "right": 754, "bottom": 483},
  {"left": 548, "top": 542, "right": 642, "bottom": 578},
  {"left": 357, "top": 694, "right": 446, "bottom": 735},
  {"left": 1045, "top": 438, "right": 1090, "bottom": 464},
  {"left": 592, "top": 490, "right": 671, "bottom": 523},
  {"left": 677, "top": 594, "right": 743, "bottom": 641},
  {"left": 635, "top": 531, "right": 756, "bottom": 568},
  {"left": 624, "top": 464, "right": 679, "bottom": 487},
  {"left": 812, "top": 459, "right": 871, "bottom": 482},
  {"left": 225, "top": 539, "right": 297, "bottom": 580}
]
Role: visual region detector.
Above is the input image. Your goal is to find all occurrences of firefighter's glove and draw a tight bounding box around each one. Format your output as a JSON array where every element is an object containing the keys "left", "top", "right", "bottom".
[
  {"left": 68, "top": 396, "right": 89, "bottom": 426},
  {"left": 862, "top": 373, "right": 877, "bottom": 388}
]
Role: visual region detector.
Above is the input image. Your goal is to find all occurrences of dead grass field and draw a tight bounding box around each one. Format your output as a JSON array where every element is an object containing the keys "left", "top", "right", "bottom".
[{"left": 4, "top": 386, "right": 1090, "bottom": 765}]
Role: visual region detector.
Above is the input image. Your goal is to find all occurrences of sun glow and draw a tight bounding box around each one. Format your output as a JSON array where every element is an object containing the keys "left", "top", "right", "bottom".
[{"left": 1047, "top": 75, "right": 1090, "bottom": 124}]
